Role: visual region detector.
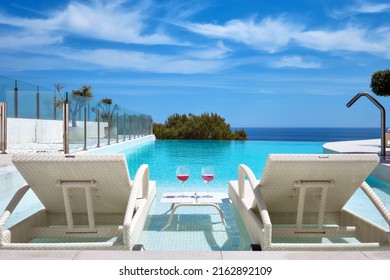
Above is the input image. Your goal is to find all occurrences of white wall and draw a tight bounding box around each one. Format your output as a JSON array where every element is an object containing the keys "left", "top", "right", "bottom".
[
  {"left": 7, "top": 118, "right": 107, "bottom": 144},
  {"left": 8, "top": 118, "right": 62, "bottom": 144}
]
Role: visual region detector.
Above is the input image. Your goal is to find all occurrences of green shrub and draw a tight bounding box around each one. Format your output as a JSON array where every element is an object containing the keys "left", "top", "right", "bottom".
[
  {"left": 371, "top": 69, "right": 390, "bottom": 97},
  {"left": 153, "top": 112, "right": 247, "bottom": 140}
]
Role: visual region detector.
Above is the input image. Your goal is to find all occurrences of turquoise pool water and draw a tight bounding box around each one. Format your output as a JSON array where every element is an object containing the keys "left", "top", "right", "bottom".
[
  {"left": 121, "top": 140, "right": 390, "bottom": 250},
  {"left": 1, "top": 140, "right": 389, "bottom": 251},
  {"left": 123, "top": 140, "right": 324, "bottom": 188}
]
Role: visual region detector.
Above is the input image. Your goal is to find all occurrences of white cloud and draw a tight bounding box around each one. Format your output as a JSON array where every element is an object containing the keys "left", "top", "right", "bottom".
[
  {"left": 0, "top": 34, "right": 63, "bottom": 49},
  {"left": 1, "top": 0, "right": 390, "bottom": 75},
  {"left": 183, "top": 16, "right": 303, "bottom": 53},
  {"left": 328, "top": 1, "right": 390, "bottom": 19},
  {"left": 185, "top": 41, "right": 232, "bottom": 59},
  {"left": 183, "top": 14, "right": 390, "bottom": 58},
  {"left": 0, "top": 52, "right": 87, "bottom": 72},
  {"left": 295, "top": 26, "right": 390, "bottom": 58},
  {"left": 270, "top": 56, "right": 321, "bottom": 69},
  {"left": 357, "top": 3, "right": 390, "bottom": 13},
  {"left": 0, "top": 0, "right": 180, "bottom": 46},
  {"left": 59, "top": 48, "right": 228, "bottom": 74},
  {"left": 0, "top": 46, "right": 230, "bottom": 74},
  {"left": 55, "top": 1, "right": 178, "bottom": 45}
]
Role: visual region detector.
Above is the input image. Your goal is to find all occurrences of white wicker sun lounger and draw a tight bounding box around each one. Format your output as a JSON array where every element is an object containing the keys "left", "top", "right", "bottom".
[
  {"left": 0, "top": 154, "right": 156, "bottom": 250},
  {"left": 229, "top": 154, "right": 390, "bottom": 251}
]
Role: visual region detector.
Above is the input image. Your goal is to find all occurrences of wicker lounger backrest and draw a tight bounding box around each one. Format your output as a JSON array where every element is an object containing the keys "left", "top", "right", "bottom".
[
  {"left": 12, "top": 154, "right": 132, "bottom": 214},
  {"left": 259, "top": 154, "right": 379, "bottom": 213}
]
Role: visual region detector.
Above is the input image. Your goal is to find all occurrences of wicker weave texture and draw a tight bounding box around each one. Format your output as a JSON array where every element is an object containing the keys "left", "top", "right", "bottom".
[
  {"left": 1, "top": 154, "right": 155, "bottom": 250},
  {"left": 260, "top": 154, "right": 379, "bottom": 213},
  {"left": 12, "top": 154, "right": 132, "bottom": 213},
  {"left": 229, "top": 153, "right": 390, "bottom": 250}
]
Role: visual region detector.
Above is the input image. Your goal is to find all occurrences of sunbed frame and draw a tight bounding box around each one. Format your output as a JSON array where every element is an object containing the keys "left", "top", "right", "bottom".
[
  {"left": 229, "top": 154, "right": 390, "bottom": 250},
  {"left": 0, "top": 154, "right": 155, "bottom": 250}
]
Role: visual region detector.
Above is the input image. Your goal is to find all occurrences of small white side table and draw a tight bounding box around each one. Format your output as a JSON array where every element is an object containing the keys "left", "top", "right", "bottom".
[{"left": 160, "top": 192, "right": 231, "bottom": 226}]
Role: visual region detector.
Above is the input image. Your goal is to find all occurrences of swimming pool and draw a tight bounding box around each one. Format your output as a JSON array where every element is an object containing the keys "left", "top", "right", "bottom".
[
  {"left": 123, "top": 140, "right": 324, "bottom": 188},
  {"left": 115, "top": 140, "right": 388, "bottom": 250},
  {"left": 1, "top": 140, "right": 389, "bottom": 251}
]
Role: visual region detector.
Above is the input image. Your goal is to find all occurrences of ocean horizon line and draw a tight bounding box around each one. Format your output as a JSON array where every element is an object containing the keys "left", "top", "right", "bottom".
[
  {"left": 233, "top": 126, "right": 381, "bottom": 129},
  {"left": 231, "top": 127, "right": 382, "bottom": 142}
]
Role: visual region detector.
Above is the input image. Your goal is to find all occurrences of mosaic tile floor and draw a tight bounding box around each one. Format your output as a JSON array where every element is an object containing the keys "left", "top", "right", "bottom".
[{"left": 138, "top": 187, "right": 252, "bottom": 251}]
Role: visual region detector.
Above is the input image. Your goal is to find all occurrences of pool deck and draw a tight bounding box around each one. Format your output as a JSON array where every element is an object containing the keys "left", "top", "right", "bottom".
[
  {"left": 1, "top": 139, "right": 390, "bottom": 260},
  {"left": 0, "top": 249, "right": 390, "bottom": 260},
  {"left": 323, "top": 138, "right": 390, "bottom": 157},
  {"left": 323, "top": 138, "right": 390, "bottom": 182}
]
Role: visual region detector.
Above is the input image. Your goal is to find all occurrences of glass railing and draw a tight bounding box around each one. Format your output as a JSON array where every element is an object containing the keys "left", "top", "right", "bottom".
[
  {"left": 1, "top": 77, "right": 62, "bottom": 120},
  {"left": 0, "top": 76, "right": 153, "bottom": 154}
]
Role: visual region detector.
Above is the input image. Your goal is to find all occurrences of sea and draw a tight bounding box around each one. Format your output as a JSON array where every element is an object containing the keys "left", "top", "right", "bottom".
[{"left": 235, "top": 127, "right": 382, "bottom": 142}]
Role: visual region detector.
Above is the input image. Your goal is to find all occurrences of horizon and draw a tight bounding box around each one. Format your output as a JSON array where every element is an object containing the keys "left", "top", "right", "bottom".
[
  {"left": 1, "top": 0, "right": 390, "bottom": 128},
  {"left": 233, "top": 126, "right": 382, "bottom": 129}
]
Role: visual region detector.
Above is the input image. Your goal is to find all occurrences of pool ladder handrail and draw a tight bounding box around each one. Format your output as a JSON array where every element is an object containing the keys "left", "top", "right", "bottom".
[{"left": 346, "top": 92, "right": 387, "bottom": 161}]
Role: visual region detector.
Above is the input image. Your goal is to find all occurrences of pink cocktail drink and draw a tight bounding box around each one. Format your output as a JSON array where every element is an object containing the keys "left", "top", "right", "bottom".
[
  {"left": 202, "top": 174, "right": 214, "bottom": 182},
  {"left": 176, "top": 166, "right": 190, "bottom": 196},
  {"left": 177, "top": 174, "right": 190, "bottom": 182},
  {"left": 201, "top": 166, "right": 215, "bottom": 196}
]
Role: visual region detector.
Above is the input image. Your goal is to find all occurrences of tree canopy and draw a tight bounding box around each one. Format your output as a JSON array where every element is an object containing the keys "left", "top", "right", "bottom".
[
  {"left": 153, "top": 113, "right": 247, "bottom": 140},
  {"left": 54, "top": 84, "right": 93, "bottom": 127},
  {"left": 96, "top": 98, "right": 118, "bottom": 122},
  {"left": 371, "top": 69, "right": 390, "bottom": 97}
]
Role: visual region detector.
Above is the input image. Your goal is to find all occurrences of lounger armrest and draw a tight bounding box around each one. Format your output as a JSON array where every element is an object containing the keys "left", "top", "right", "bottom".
[
  {"left": 360, "top": 182, "right": 390, "bottom": 227},
  {"left": 0, "top": 185, "right": 31, "bottom": 245},
  {"left": 132, "top": 164, "right": 150, "bottom": 199},
  {"left": 0, "top": 184, "right": 30, "bottom": 228},
  {"left": 238, "top": 164, "right": 259, "bottom": 198},
  {"left": 123, "top": 164, "right": 150, "bottom": 249},
  {"left": 238, "top": 164, "right": 272, "bottom": 245}
]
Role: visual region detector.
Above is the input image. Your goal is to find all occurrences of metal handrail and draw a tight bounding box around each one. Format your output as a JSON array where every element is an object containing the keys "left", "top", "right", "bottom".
[{"left": 346, "top": 92, "right": 386, "bottom": 161}]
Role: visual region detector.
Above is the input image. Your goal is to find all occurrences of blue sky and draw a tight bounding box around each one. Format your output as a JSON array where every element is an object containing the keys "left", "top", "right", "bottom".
[{"left": 1, "top": 0, "right": 390, "bottom": 127}]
